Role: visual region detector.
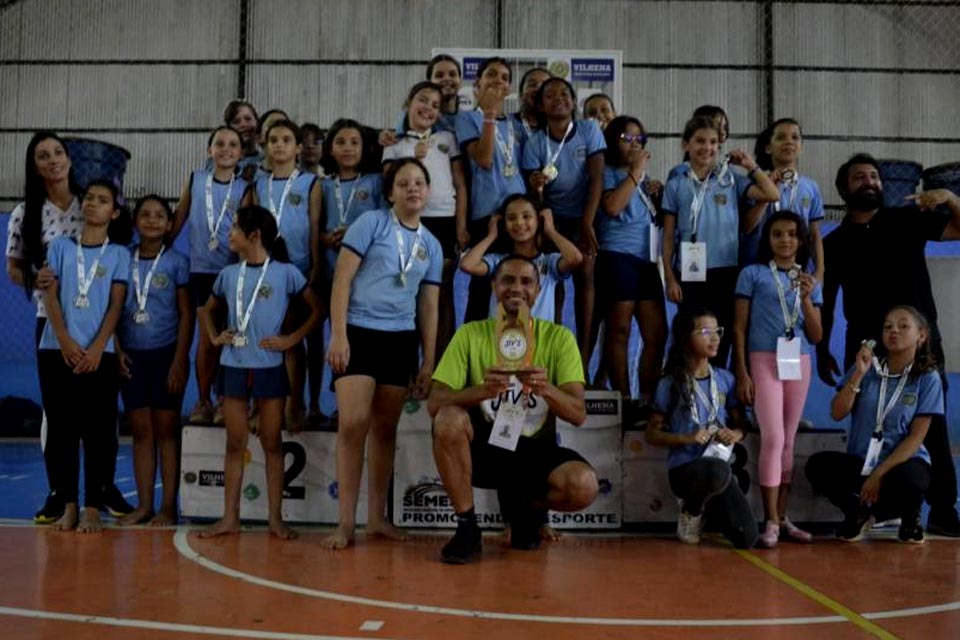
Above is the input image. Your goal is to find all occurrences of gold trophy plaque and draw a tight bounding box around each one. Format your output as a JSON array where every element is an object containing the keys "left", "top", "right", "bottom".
[{"left": 492, "top": 301, "right": 536, "bottom": 373}]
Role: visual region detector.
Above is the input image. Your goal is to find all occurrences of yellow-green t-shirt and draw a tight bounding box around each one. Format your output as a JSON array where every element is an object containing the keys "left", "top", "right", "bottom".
[{"left": 432, "top": 318, "right": 585, "bottom": 437}]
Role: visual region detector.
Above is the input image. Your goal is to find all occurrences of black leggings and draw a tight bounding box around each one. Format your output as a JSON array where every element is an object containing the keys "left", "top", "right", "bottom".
[
  {"left": 669, "top": 457, "right": 759, "bottom": 549},
  {"left": 805, "top": 451, "right": 931, "bottom": 521},
  {"left": 37, "top": 350, "right": 120, "bottom": 507}
]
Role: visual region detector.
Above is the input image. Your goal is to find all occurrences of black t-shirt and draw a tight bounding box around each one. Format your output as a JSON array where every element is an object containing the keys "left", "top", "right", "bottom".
[{"left": 823, "top": 206, "right": 948, "bottom": 348}]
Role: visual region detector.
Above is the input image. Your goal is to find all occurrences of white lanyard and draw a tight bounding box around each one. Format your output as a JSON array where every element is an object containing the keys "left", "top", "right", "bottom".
[
  {"left": 689, "top": 366, "right": 719, "bottom": 426},
  {"left": 204, "top": 172, "right": 234, "bottom": 248},
  {"left": 516, "top": 113, "right": 535, "bottom": 139},
  {"left": 768, "top": 261, "right": 802, "bottom": 336},
  {"left": 133, "top": 246, "right": 164, "bottom": 319},
  {"left": 687, "top": 167, "right": 712, "bottom": 242},
  {"left": 406, "top": 130, "right": 431, "bottom": 141},
  {"left": 544, "top": 120, "right": 574, "bottom": 167},
  {"left": 773, "top": 172, "right": 800, "bottom": 213},
  {"left": 333, "top": 175, "right": 361, "bottom": 227},
  {"left": 75, "top": 240, "right": 109, "bottom": 305},
  {"left": 391, "top": 209, "right": 423, "bottom": 287},
  {"left": 235, "top": 258, "right": 271, "bottom": 336},
  {"left": 267, "top": 169, "right": 300, "bottom": 229},
  {"left": 492, "top": 117, "right": 516, "bottom": 170},
  {"left": 634, "top": 172, "right": 657, "bottom": 222},
  {"left": 873, "top": 361, "right": 912, "bottom": 436}
]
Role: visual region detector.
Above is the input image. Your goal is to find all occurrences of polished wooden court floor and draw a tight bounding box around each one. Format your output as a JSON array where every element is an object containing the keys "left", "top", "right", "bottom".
[{"left": 0, "top": 522, "right": 957, "bottom": 640}]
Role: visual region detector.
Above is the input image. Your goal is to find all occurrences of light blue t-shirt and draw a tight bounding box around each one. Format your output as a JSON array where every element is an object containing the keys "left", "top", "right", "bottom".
[
  {"left": 740, "top": 175, "right": 825, "bottom": 266},
  {"left": 521, "top": 120, "right": 606, "bottom": 219},
  {"left": 481, "top": 252, "right": 568, "bottom": 323},
  {"left": 39, "top": 237, "right": 130, "bottom": 354},
  {"left": 455, "top": 110, "right": 526, "bottom": 220},
  {"left": 841, "top": 366, "right": 943, "bottom": 466},
  {"left": 118, "top": 247, "right": 190, "bottom": 350},
  {"left": 662, "top": 165, "right": 754, "bottom": 270},
  {"left": 652, "top": 369, "right": 739, "bottom": 470},
  {"left": 321, "top": 174, "right": 385, "bottom": 278},
  {"left": 186, "top": 168, "right": 249, "bottom": 274},
  {"left": 734, "top": 264, "right": 823, "bottom": 355},
  {"left": 341, "top": 209, "right": 444, "bottom": 331},
  {"left": 255, "top": 172, "right": 318, "bottom": 274},
  {"left": 597, "top": 166, "right": 658, "bottom": 260},
  {"left": 212, "top": 260, "right": 307, "bottom": 368}
]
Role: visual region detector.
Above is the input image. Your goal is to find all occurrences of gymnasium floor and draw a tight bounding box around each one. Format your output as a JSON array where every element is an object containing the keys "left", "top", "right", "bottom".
[{"left": 1, "top": 442, "right": 958, "bottom": 639}]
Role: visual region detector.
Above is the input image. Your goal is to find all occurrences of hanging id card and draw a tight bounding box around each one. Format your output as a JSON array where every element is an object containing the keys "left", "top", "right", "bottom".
[
  {"left": 776, "top": 336, "right": 802, "bottom": 381},
  {"left": 702, "top": 440, "right": 733, "bottom": 462},
  {"left": 488, "top": 400, "right": 526, "bottom": 451},
  {"left": 861, "top": 434, "right": 884, "bottom": 476},
  {"left": 680, "top": 241, "right": 706, "bottom": 282}
]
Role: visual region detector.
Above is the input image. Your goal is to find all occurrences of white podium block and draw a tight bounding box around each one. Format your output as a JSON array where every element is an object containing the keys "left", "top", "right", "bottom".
[{"left": 180, "top": 426, "right": 368, "bottom": 524}]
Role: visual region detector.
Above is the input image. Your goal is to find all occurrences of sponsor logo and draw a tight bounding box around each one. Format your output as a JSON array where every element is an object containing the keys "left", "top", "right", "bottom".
[
  {"left": 586, "top": 398, "right": 618, "bottom": 415},
  {"left": 183, "top": 471, "right": 198, "bottom": 484},
  {"left": 548, "top": 60, "right": 570, "bottom": 78},
  {"left": 403, "top": 399, "right": 421, "bottom": 414},
  {"left": 570, "top": 58, "right": 615, "bottom": 82},
  {"left": 598, "top": 478, "right": 612, "bottom": 496},
  {"left": 548, "top": 512, "right": 619, "bottom": 526},
  {"left": 462, "top": 57, "right": 486, "bottom": 81},
  {"left": 198, "top": 470, "right": 224, "bottom": 487},
  {"left": 402, "top": 479, "right": 452, "bottom": 510},
  {"left": 242, "top": 484, "right": 260, "bottom": 501}
]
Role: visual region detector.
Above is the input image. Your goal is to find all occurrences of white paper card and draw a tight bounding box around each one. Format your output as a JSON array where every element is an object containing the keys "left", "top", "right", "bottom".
[
  {"left": 680, "top": 241, "right": 707, "bottom": 282},
  {"left": 488, "top": 400, "right": 527, "bottom": 451},
  {"left": 702, "top": 440, "right": 733, "bottom": 462},
  {"left": 861, "top": 435, "right": 883, "bottom": 476},
  {"left": 776, "top": 336, "right": 802, "bottom": 380}
]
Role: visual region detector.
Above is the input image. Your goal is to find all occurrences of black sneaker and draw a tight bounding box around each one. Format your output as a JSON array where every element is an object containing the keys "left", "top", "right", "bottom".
[
  {"left": 441, "top": 524, "right": 482, "bottom": 564},
  {"left": 510, "top": 506, "right": 544, "bottom": 551},
  {"left": 837, "top": 509, "right": 874, "bottom": 542},
  {"left": 100, "top": 484, "right": 134, "bottom": 517},
  {"left": 926, "top": 509, "right": 960, "bottom": 538},
  {"left": 33, "top": 491, "right": 65, "bottom": 524},
  {"left": 898, "top": 513, "right": 925, "bottom": 544}
]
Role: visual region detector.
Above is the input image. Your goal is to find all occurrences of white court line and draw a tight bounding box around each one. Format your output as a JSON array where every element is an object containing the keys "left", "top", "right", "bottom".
[
  {"left": 0, "top": 605, "right": 402, "bottom": 640},
  {"left": 174, "top": 528, "right": 960, "bottom": 628},
  {"left": 9, "top": 475, "right": 27, "bottom": 481}
]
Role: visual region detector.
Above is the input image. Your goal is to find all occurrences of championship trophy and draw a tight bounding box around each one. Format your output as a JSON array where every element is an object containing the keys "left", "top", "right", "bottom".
[{"left": 492, "top": 300, "right": 536, "bottom": 373}]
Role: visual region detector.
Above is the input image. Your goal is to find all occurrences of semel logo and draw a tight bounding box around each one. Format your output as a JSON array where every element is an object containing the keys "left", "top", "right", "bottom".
[
  {"left": 198, "top": 470, "right": 224, "bottom": 487},
  {"left": 585, "top": 399, "right": 618, "bottom": 415},
  {"left": 402, "top": 479, "right": 453, "bottom": 509}
]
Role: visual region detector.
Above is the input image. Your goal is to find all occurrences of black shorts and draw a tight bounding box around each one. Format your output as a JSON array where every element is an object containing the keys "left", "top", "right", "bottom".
[
  {"left": 596, "top": 251, "right": 664, "bottom": 303},
  {"left": 216, "top": 364, "right": 290, "bottom": 400},
  {"left": 190, "top": 272, "right": 218, "bottom": 309},
  {"left": 120, "top": 343, "right": 185, "bottom": 412},
  {"left": 552, "top": 215, "right": 582, "bottom": 244},
  {"left": 331, "top": 324, "right": 419, "bottom": 388},
  {"left": 465, "top": 409, "right": 590, "bottom": 494},
  {"left": 421, "top": 216, "right": 457, "bottom": 260}
]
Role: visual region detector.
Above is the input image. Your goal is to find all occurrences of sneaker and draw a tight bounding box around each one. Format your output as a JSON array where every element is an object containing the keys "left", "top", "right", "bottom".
[
  {"left": 926, "top": 509, "right": 960, "bottom": 538},
  {"left": 212, "top": 400, "right": 225, "bottom": 426},
  {"left": 780, "top": 518, "right": 813, "bottom": 543},
  {"left": 441, "top": 524, "right": 482, "bottom": 564},
  {"left": 838, "top": 509, "right": 874, "bottom": 543},
  {"left": 757, "top": 520, "right": 779, "bottom": 548},
  {"left": 677, "top": 502, "right": 704, "bottom": 545},
  {"left": 100, "top": 484, "right": 134, "bottom": 517},
  {"left": 898, "top": 513, "right": 925, "bottom": 544},
  {"left": 189, "top": 400, "right": 214, "bottom": 424},
  {"left": 33, "top": 491, "right": 65, "bottom": 524}
]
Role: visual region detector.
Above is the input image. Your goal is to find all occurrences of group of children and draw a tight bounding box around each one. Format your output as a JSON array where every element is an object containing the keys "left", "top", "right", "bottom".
[{"left": 13, "top": 54, "right": 943, "bottom": 549}]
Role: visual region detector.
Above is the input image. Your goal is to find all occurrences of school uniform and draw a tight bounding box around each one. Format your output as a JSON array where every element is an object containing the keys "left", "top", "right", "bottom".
[
  {"left": 118, "top": 246, "right": 190, "bottom": 412},
  {"left": 455, "top": 110, "right": 526, "bottom": 222},
  {"left": 739, "top": 175, "right": 825, "bottom": 266},
  {"left": 37, "top": 237, "right": 130, "bottom": 508},
  {"left": 255, "top": 171, "right": 318, "bottom": 274},
  {"left": 320, "top": 174, "right": 385, "bottom": 279},
  {"left": 337, "top": 209, "right": 443, "bottom": 386}
]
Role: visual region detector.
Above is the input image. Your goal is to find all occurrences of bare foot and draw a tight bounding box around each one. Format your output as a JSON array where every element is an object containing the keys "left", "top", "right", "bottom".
[
  {"left": 199, "top": 517, "right": 241, "bottom": 538},
  {"left": 119, "top": 506, "right": 154, "bottom": 526},
  {"left": 147, "top": 509, "right": 177, "bottom": 527},
  {"left": 320, "top": 524, "right": 355, "bottom": 550},
  {"left": 367, "top": 519, "right": 410, "bottom": 541},
  {"left": 540, "top": 524, "right": 562, "bottom": 542},
  {"left": 51, "top": 504, "right": 79, "bottom": 531},
  {"left": 77, "top": 508, "right": 103, "bottom": 534},
  {"left": 268, "top": 520, "right": 299, "bottom": 540}
]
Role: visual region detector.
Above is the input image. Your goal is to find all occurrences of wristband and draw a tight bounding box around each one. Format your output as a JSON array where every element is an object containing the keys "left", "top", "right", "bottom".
[
  {"left": 482, "top": 118, "right": 497, "bottom": 125},
  {"left": 846, "top": 382, "right": 861, "bottom": 394}
]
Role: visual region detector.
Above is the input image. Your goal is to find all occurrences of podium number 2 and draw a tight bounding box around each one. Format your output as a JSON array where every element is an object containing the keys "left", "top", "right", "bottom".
[{"left": 282, "top": 441, "right": 306, "bottom": 500}]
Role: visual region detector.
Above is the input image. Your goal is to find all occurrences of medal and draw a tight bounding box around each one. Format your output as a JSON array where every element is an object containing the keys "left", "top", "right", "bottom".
[
  {"left": 542, "top": 163, "right": 559, "bottom": 182},
  {"left": 491, "top": 116, "right": 517, "bottom": 178},
  {"left": 542, "top": 120, "right": 573, "bottom": 184},
  {"left": 133, "top": 246, "right": 164, "bottom": 329},
  {"left": 391, "top": 209, "right": 423, "bottom": 289},
  {"left": 267, "top": 169, "right": 300, "bottom": 229},
  {"left": 74, "top": 294, "right": 90, "bottom": 308},
  {"left": 133, "top": 310, "right": 150, "bottom": 324},
  {"left": 333, "top": 174, "right": 362, "bottom": 227},
  {"left": 207, "top": 236, "right": 219, "bottom": 251},
  {"left": 397, "top": 272, "right": 407, "bottom": 287},
  {"left": 234, "top": 258, "right": 271, "bottom": 350},
  {"left": 74, "top": 240, "right": 109, "bottom": 311},
  {"left": 780, "top": 169, "right": 796, "bottom": 182},
  {"left": 205, "top": 172, "right": 234, "bottom": 252},
  {"left": 232, "top": 333, "right": 248, "bottom": 348},
  {"left": 503, "top": 164, "right": 516, "bottom": 178}
]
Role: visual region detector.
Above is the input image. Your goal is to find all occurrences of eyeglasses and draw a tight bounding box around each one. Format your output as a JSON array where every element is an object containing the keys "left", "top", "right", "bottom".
[
  {"left": 696, "top": 327, "right": 724, "bottom": 339},
  {"left": 620, "top": 133, "right": 648, "bottom": 145}
]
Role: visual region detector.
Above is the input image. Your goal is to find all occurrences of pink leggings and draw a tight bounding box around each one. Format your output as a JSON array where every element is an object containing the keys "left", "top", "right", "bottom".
[{"left": 749, "top": 352, "right": 812, "bottom": 487}]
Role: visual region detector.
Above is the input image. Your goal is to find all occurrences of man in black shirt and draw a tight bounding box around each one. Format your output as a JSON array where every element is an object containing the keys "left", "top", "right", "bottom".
[{"left": 818, "top": 153, "right": 960, "bottom": 536}]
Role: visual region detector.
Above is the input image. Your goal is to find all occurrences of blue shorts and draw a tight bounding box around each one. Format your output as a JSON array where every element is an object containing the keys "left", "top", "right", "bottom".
[
  {"left": 120, "top": 343, "right": 185, "bottom": 412},
  {"left": 216, "top": 364, "right": 290, "bottom": 400},
  {"left": 332, "top": 324, "right": 419, "bottom": 388},
  {"left": 596, "top": 251, "right": 664, "bottom": 303}
]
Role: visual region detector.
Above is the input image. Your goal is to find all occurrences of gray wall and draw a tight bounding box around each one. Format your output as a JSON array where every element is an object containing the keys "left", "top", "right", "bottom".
[{"left": 1, "top": 0, "right": 958, "bottom": 213}]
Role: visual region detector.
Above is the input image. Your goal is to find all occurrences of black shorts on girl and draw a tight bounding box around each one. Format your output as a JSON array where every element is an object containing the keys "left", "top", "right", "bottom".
[
  {"left": 331, "top": 324, "right": 419, "bottom": 388},
  {"left": 420, "top": 216, "right": 457, "bottom": 261},
  {"left": 216, "top": 364, "right": 290, "bottom": 399},
  {"left": 189, "top": 272, "right": 219, "bottom": 309},
  {"left": 597, "top": 251, "right": 664, "bottom": 303},
  {"left": 120, "top": 343, "right": 185, "bottom": 412}
]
